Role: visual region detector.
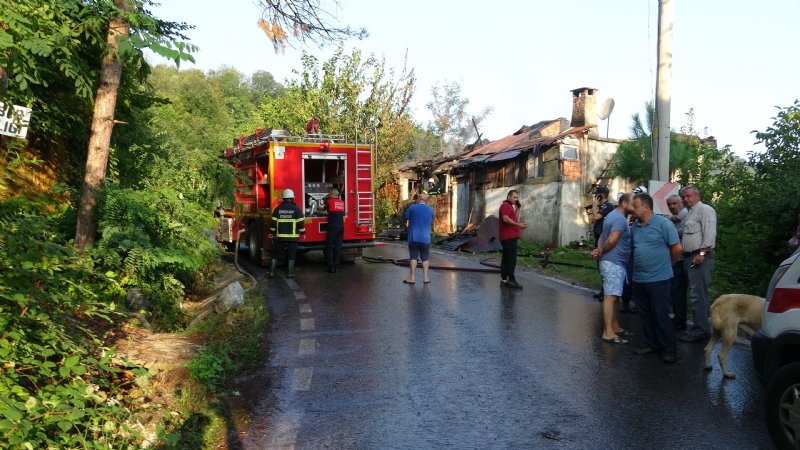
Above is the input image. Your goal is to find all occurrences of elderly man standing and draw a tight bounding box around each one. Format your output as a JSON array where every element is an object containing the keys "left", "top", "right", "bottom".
[
  {"left": 630, "top": 193, "right": 683, "bottom": 363},
  {"left": 678, "top": 185, "right": 717, "bottom": 343},
  {"left": 667, "top": 194, "right": 689, "bottom": 331}
]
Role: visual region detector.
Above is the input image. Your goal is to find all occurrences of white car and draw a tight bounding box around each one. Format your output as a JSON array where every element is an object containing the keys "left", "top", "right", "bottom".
[{"left": 752, "top": 252, "right": 800, "bottom": 450}]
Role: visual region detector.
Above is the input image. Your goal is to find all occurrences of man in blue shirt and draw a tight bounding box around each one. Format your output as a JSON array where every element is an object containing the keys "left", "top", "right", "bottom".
[
  {"left": 404, "top": 192, "right": 435, "bottom": 284},
  {"left": 591, "top": 193, "right": 633, "bottom": 344},
  {"left": 630, "top": 193, "right": 683, "bottom": 363}
]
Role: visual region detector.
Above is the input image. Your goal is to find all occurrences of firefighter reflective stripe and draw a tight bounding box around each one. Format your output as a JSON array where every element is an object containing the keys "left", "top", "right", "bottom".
[
  {"left": 272, "top": 217, "right": 304, "bottom": 238},
  {"left": 271, "top": 201, "right": 305, "bottom": 239}
]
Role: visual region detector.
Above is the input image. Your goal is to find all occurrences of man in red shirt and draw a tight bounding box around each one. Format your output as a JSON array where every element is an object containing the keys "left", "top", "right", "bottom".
[
  {"left": 499, "top": 190, "right": 527, "bottom": 289},
  {"left": 325, "top": 188, "right": 345, "bottom": 273},
  {"left": 306, "top": 115, "right": 320, "bottom": 135}
]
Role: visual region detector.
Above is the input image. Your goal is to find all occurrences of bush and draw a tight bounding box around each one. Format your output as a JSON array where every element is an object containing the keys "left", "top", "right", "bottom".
[
  {"left": 92, "top": 184, "right": 219, "bottom": 330},
  {"left": 0, "top": 198, "right": 146, "bottom": 449}
]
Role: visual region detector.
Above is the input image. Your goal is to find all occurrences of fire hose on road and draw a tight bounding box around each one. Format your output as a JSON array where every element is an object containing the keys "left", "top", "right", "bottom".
[
  {"left": 362, "top": 255, "right": 501, "bottom": 273},
  {"left": 364, "top": 249, "right": 597, "bottom": 272}
]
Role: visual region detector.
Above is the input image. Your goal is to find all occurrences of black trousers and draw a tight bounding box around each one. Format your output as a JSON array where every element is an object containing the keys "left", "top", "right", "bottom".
[
  {"left": 274, "top": 239, "right": 298, "bottom": 261},
  {"left": 326, "top": 227, "right": 344, "bottom": 267},
  {"left": 500, "top": 238, "right": 519, "bottom": 281},
  {"left": 633, "top": 278, "right": 677, "bottom": 354}
]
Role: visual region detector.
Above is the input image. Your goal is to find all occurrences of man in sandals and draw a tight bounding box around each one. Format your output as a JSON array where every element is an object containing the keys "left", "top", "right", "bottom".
[
  {"left": 591, "top": 193, "right": 633, "bottom": 344},
  {"left": 404, "top": 192, "right": 434, "bottom": 284}
]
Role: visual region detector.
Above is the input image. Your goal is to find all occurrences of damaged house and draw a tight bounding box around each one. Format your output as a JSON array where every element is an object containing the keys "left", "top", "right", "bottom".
[{"left": 395, "top": 87, "right": 626, "bottom": 246}]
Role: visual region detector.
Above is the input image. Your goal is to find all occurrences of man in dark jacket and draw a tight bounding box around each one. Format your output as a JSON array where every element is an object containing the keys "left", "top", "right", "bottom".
[
  {"left": 270, "top": 189, "right": 305, "bottom": 278},
  {"left": 325, "top": 188, "right": 345, "bottom": 273}
]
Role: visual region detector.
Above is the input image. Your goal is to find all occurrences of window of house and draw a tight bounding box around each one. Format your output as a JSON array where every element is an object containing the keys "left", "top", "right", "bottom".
[
  {"left": 407, "top": 180, "right": 418, "bottom": 196},
  {"left": 561, "top": 144, "right": 579, "bottom": 160}
]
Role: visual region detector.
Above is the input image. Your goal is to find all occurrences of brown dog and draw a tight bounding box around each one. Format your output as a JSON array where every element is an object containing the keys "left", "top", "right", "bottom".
[{"left": 703, "top": 294, "right": 765, "bottom": 379}]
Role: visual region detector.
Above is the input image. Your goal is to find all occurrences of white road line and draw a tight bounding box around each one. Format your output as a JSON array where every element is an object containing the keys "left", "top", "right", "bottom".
[
  {"left": 264, "top": 410, "right": 301, "bottom": 449},
  {"left": 300, "top": 318, "right": 315, "bottom": 331},
  {"left": 298, "top": 338, "right": 316, "bottom": 356},
  {"left": 292, "top": 367, "right": 313, "bottom": 391},
  {"left": 285, "top": 279, "right": 299, "bottom": 290},
  {"left": 294, "top": 291, "right": 306, "bottom": 300},
  {"left": 299, "top": 303, "right": 311, "bottom": 314}
]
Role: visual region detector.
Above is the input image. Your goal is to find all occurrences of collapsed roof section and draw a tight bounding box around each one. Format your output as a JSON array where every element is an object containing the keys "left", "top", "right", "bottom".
[{"left": 395, "top": 118, "right": 593, "bottom": 177}]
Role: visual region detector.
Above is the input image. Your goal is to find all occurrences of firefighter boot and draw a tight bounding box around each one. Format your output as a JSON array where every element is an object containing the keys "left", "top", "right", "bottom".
[
  {"left": 286, "top": 260, "right": 296, "bottom": 278},
  {"left": 269, "top": 259, "right": 277, "bottom": 278}
]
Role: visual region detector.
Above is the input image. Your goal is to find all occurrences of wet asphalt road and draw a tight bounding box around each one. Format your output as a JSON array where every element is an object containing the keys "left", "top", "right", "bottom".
[{"left": 241, "top": 243, "right": 772, "bottom": 449}]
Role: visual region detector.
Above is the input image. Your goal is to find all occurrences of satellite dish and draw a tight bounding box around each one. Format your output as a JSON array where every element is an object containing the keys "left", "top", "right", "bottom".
[{"left": 598, "top": 98, "right": 615, "bottom": 120}]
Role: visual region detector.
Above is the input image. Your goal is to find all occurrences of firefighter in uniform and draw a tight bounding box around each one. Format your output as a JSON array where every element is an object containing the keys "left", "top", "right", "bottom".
[
  {"left": 269, "top": 189, "right": 305, "bottom": 278},
  {"left": 325, "top": 188, "right": 345, "bottom": 273}
]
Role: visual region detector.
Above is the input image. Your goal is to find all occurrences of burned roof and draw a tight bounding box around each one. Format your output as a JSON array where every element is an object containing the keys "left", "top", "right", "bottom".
[{"left": 395, "top": 117, "right": 594, "bottom": 173}]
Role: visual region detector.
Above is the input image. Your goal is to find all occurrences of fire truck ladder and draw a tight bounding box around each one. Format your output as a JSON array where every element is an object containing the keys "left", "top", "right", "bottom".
[{"left": 355, "top": 144, "right": 375, "bottom": 227}]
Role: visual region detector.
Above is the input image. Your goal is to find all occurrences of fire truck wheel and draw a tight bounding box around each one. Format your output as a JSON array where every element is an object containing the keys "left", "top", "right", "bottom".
[{"left": 247, "top": 222, "right": 261, "bottom": 266}]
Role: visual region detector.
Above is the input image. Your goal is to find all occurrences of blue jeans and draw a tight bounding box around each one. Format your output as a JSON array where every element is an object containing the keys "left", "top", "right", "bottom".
[{"left": 633, "top": 278, "right": 677, "bottom": 354}]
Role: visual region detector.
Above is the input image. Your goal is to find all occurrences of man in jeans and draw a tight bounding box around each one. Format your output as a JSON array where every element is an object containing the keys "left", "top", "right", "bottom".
[
  {"left": 499, "top": 190, "right": 527, "bottom": 289},
  {"left": 678, "top": 185, "right": 717, "bottom": 343}
]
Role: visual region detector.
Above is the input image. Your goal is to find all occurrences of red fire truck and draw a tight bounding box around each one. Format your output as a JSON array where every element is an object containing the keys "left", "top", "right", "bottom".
[{"left": 215, "top": 128, "right": 379, "bottom": 265}]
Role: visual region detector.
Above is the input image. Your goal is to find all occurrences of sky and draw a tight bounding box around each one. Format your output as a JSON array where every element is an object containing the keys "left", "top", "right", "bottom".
[{"left": 149, "top": 0, "right": 800, "bottom": 157}]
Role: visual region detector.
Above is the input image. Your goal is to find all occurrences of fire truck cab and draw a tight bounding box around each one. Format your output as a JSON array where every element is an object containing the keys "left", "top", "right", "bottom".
[{"left": 216, "top": 128, "right": 378, "bottom": 265}]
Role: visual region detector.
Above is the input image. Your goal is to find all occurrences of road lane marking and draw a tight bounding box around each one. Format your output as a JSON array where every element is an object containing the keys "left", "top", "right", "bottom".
[
  {"left": 294, "top": 291, "right": 306, "bottom": 300},
  {"left": 285, "top": 278, "right": 299, "bottom": 290},
  {"left": 298, "top": 338, "right": 316, "bottom": 356},
  {"left": 265, "top": 410, "right": 301, "bottom": 449},
  {"left": 292, "top": 367, "right": 313, "bottom": 391},
  {"left": 299, "top": 303, "right": 311, "bottom": 314},
  {"left": 300, "top": 318, "right": 315, "bottom": 331}
]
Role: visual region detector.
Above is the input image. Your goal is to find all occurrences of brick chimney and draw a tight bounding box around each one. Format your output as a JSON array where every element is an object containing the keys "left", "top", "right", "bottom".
[{"left": 570, "top": 87, "right": 598, "bottom": 137}]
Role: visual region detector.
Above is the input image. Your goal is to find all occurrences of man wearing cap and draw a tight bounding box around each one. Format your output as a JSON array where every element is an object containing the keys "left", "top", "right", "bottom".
[
  {"left": 678, "top": 185, "right": 717, "bottom": 343},
  {"left": 592, "top": 186, "right": 615, "bottom": 299},
  {"left": 270, "top": 189, "right": 305, "bottom": 279},
  {"left": 325, "top": 188, "right": 345, "bottom": 273}
]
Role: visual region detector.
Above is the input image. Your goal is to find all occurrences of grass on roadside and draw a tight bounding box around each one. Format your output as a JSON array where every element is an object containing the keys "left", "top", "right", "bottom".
[
  {"left": 155, "top": 281, "right": 269, "bottom": 448},
  {"left": 484, "top": 240, "right": 602, "bottom": 290}
]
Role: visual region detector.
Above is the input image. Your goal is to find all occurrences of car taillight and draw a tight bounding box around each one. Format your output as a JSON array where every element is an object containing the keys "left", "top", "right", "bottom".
[
  {"left": 766, "top": 264, "right": 791, "bottom": 302},
  {"left": 767, "top": 287, "right": 800, "bottom": 314}
]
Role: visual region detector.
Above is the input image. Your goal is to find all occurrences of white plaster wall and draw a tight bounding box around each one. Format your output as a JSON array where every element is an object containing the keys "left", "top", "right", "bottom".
[
  {"left": 559, "top": 181, "right": 591, "bottom": 245},
  {"left": 478, "top": 183, "right": 561, "bottom": 244}
]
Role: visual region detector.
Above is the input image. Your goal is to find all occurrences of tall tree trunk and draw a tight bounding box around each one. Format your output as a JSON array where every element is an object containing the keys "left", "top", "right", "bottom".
[{"left": 75, "top": 0, "right": 130, "bottom": 249}]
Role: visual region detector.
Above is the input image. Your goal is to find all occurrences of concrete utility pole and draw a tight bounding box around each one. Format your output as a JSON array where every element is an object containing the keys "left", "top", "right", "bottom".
[{"left": 652, "top": 0, "right": 673, "bottom": 182}]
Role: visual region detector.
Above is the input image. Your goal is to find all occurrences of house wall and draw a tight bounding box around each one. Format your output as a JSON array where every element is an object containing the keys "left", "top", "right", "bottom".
[{"left": 476, "top": 182, "right": 561, "bottom": 244}]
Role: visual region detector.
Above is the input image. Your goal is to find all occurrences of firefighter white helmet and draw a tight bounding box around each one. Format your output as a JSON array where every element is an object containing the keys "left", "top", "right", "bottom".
[
  {"left": 634, "top": 185, "right": 648, "bottom": 194},
  {"left": 282, "top": 188, "right": 295, "bottom": 199}
]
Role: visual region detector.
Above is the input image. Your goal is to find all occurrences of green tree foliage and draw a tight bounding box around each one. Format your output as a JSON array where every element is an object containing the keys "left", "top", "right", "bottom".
[
  {"left": 0, "top": 198, "right": 147, "bottom": 448},
  {"left": 710, "top": 101, "right": 800, "bottom": 295},
  {"left": 256, "top": 46, "right": 418, "bottom": 227},
  {"left": 610, "top": 101, "right": 697, "bottom": 185},
  {"left": 426, "top": 80, "right": 492, "bottom": 155}
]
